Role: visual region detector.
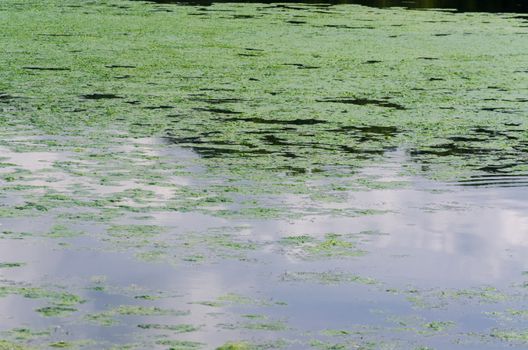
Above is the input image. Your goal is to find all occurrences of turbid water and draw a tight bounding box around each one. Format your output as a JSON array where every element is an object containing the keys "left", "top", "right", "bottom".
[{"left": 1, "top": 0, "right": 528, "bottom": 349}]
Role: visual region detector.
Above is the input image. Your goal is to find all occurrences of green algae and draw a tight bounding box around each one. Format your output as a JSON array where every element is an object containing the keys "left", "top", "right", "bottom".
[
  {"left": 85, "top": 279, "right": 180, "bottom": 300},
  {"left": 212, "top": 208, "right": 287, "bottom": 219},
  {"left": 306, "top": 234, "right": 363, "bottom": 258},
  {"left": 279, "top": 234, "right": 366, "bottom": 260},
  {"left": 85, "top": 305, "right": 190, "bottom": 326},
  {"left": 191, "top": 301, "right": 225, "bottom": 308},
  {"left": 154, "top": 339, "right": 204, "bottom": 349},
  {"left": 36, "top": 306, "right": 79, "bottom": 317},
  {"left": 106, "top": 225, "right": 263, "bottom": 264},
  {"left": 49, "top": 342, "right": 72, "bottom": 348},
  {"left": 0, "top": 340, "right": 30, "bottom": 350},
  {"left": 388, "top": 315, "right": 456, "bottom": 336},
  {"left": 110, "top": 305, "right": 187, "bottom": 316},
  {"left": 1, "top": 328, "right": 51, "bottom": 342},
  {"left": 108, "top": 225, "right": 165, "bottom": 236},
  {"left": 507, "top": 309, "right": 528, "bottom": 318},
  {"left": 321, "top": 330, "right": 351, "bottom": 337},
  {"left": 241, "top": 321, "right": 288, "bottom": 331},
  {"left": 172, "top": 230, "right": 261, "bottom": 263},
  {"left": 216, "top": 293, "right": 273, "bottom": 306},
  {"left": 137, "top": 324, "right": 201, "bottom": 333},
  {"left": 403, "top": 286, "right": 511, "bottom": 309},
  {"left": 0, "top": 231, "right": 34, "bottom": 240},
  {"left": 0, "top": 1, "right": 527, "bottom": 349},
  {"left": 216, "top": 340, "right": 287, "bottom": 350},
  {"left": 192, "top": 293, "right": 285, "bottom": 309},
  {"left": 216, "top": 343, "right": 251, "bottom": 350},
  {"left": 280, "top": 235, "right": 315, "bottom": 245},
  {"left": 490, "top": 329, "right": 528, "bottom": 343},
  {"left": 309, "top": 340, "right": 376, "bottom": 350},
  {"left": 280, "top": 271, "right": 377, "bottom": 285},
  {"left": 47, "top": 340, "right": 96, "bottom": 349},
  {"left": 2, "top": 0, "right": 527, "bottom": 190},
  {"left": 0, "top": 262, "right": 25, "bottom": 269},
  {"left": 0, "top": 283, "right": 84, "bottom": 317},
  {"left": 219, "top": 318, "right": 288, "bottom": 331},
  {"left": 47, "top": 224, "right": 83, "bottom": 238},
  {"left": 241, "top": 314, "right": 267, "bottom": 320},
  {"left": 83, "top": 313, "right": 119, "bottom": 327},
  {"left": 423, "top": 321, "right": 454, "bottom": 332},
  {"left": 0, "top": 205, "right": 45, "bottom": 218}
]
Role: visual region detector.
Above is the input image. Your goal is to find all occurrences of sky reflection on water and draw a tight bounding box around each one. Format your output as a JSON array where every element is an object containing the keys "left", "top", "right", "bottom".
[{"left": 2, "top": 141, "right": 528, "bottom": 348}]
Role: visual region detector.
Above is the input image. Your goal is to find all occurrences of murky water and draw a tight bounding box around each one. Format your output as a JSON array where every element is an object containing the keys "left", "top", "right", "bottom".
[{"left": 1, "top": 0, "right": 528, "bottom": 349}]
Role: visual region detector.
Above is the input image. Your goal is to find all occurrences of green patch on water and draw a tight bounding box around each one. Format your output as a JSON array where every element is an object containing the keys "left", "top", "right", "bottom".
[
  {"left": 48, "top": 340, "right": 96, "bottom": 349},
  {"left": 85, "top": 305, "right": 189, "bottom": 326},
  {"left": 155, "top": 339, "right": 204, "bottom": 350},
  {"left": 58, "top": 210, "right": 122, "bottom": 223},
  {"left": 0, "top": 231, "right": 34, "bottom": 240},
  {"left": 191, "top": 301, "right": 225, "bottom": 308},
  {"left": 321, "top": 330, "right": 351, "bottom": 337},
  {"left": 49, "top": 341, "right": 73, "bottom": 348},
  {"left": 36, "top": 306, "right": 78, "bottom": 317},
  {"left": 137, "top": 323, "right": 201, "bottom": 333},
  {"left": 0, "top": 340, "right": 30, "bottom": 350},
  {"left": 1, "top": 328, "right": 51, "bottom": 342},
  {"left": 0, "top": 205, "right": 45, "bottom": 218},
  {"left": 0, "top": 283, "right": 84, "bottom": 317},
  {"left": 306, "top": 234, "right": 364, "bottom": 258},
  {"left": 403, "top": 286, "right": 510, "bottom": 309},
  {"left": 217, "top": 293, "right": 273, "bottom": 306},
  {"left": 217, "top": 343, "right": 251, "bottom": 350},
  {"left": 279, "top": 234, "right": 366, "bottom": 260},
  {"left": 423, "top": 321, "right": 455, "bottom": 332},
  {"left": 388, "top": 315, "right": 455, "bottom": 336},
  {"left": 109, "top": 224, "right": 164, "bottom": 234},
  {"left": 192, "top": 292, "right": 285, "bottom": 309},
  {"left": 216, "top": 340, "right": 287, "bottom": 350},
  {"left": 48, "top": 224, "right": 83, "bottom": 238},
  {"left": 491, "top": 329, "right": 528, "bottom": 343},
  {"left": 219, "top": 316, "right": 288, "bottom": 332},
  {"left": 0, "top": 262, "right": 25, "bottom": 268},
  {"left": 2, "top": 0, "right": 527, "bottom": 214},
  {"left": 176, "top": 229, "right": 260, "bottom": 263},
  {"left": 280, "top": 271, "right": 377, "bottom": 285},
  {"left": 309, "top": 339, "right": 355, "bottom": 350}
]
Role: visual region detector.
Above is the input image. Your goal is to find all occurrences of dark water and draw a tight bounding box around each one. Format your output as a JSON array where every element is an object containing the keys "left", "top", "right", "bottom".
[{"left": 141, "top": 0, "right": 528, "bottom": 13}]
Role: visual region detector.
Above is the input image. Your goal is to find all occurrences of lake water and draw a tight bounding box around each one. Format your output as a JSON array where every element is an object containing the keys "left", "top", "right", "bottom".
[{"left": 1, "top": 0, "right": 528, "bottom": 349}]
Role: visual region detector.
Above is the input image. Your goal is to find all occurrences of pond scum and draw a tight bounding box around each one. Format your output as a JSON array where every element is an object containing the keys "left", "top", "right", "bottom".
[{"left": 0, "top": 0, "right": 528, "bottom": 349}]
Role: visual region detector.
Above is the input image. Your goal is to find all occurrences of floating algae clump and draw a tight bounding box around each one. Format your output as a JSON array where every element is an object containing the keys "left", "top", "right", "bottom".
[
  {"left": 491, "top": 329, "right": 528, "bottom": 343},
  {"left": 85, "top": 305, "right": 189, "bottom": 326},
  {"left": 1, "top": 0, "right": 527, "bottom": 184},
  {"left": 0, "top": 262, "right": 25, "bottom": 268},
  {"left": 0, "top": 284, "right": 84, "bottom": 318},
  {"left": 216, "top": 343, "right": 251, "bottom": 350},
  {"left": 0, "top": 341, "right": 30, "bottom": 350},
  {"left": 279, "top": 234, "right": 366, "bottom": 260},
  {"left": 155, "top": 339, "right": 204, "bottom": 349}
]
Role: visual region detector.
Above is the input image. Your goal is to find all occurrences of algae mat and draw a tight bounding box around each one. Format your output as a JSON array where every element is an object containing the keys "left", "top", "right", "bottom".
[{"left": 1, "top": 0, "right": 528, "bottom": 349}]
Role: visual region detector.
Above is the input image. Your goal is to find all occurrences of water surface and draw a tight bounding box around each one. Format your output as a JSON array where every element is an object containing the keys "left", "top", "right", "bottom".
[{"left": 1, "top": 0, "right": 528, "bottom": 349}]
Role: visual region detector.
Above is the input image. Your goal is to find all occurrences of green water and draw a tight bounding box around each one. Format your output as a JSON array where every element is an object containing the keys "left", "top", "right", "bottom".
[{"left": 1, "top": 0, "right": 528, "bottom": 349}]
